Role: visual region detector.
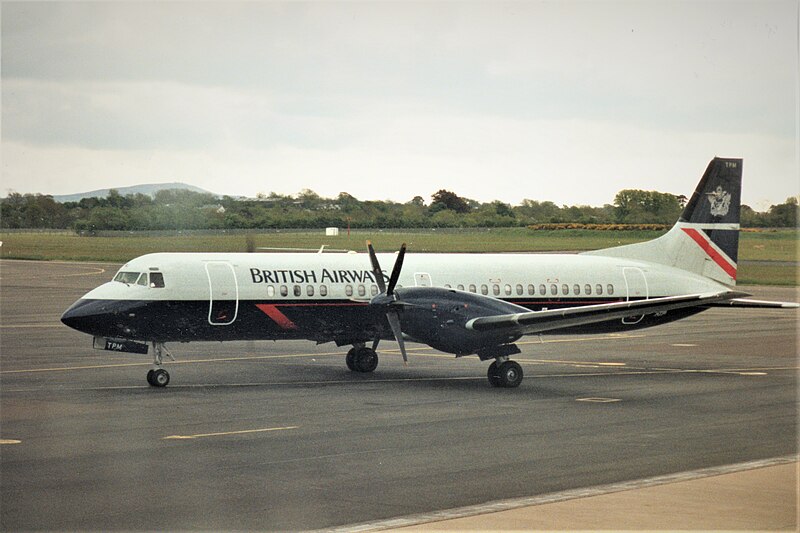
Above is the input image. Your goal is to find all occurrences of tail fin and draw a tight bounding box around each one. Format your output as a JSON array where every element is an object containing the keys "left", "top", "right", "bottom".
[{"left": 583, "top": 157, "right": 742, "bottom": 285}]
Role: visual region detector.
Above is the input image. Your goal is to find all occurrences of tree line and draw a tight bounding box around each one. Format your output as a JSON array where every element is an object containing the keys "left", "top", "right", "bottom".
[{"left": 0, "top": 187, "right": 797, "bottom": 231}]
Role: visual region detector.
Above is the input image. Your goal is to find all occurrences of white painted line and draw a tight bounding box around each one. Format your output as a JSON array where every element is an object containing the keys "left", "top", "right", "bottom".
[
  {"left": 0, "top": 439, "right": 22, "bottom": 445},
  {"left": 671, "top": 343, "right": 698, "bottom": 347},
  {"left": 576, "top": 397, "right": 622, "bottom": 403},
  {"left": 331, "top": 456, "right": 798, "bottom": 532},
  {"left": 163, "top": 426, "right": 298, "bottom": 440}
]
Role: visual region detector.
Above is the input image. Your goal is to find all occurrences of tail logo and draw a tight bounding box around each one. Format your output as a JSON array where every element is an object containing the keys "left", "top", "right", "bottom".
[{"left": 707, "top": 186, "right": 732, "bottom": 217}]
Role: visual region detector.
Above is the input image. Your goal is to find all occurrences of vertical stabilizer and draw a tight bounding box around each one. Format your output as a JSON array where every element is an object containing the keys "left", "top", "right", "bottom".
[{"left": 583, "top": 158, "right": 742, "bottom": 285}]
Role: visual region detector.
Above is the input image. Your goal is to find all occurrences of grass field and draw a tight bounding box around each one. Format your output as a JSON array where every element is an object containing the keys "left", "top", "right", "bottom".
[{"left": 1, "top": 228, "right": 796, "bottom": 285}]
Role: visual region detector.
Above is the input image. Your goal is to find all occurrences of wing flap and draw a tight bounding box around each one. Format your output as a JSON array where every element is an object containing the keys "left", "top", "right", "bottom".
[{"left": 466, "top": 291, "right": 740, "bottom": 335}]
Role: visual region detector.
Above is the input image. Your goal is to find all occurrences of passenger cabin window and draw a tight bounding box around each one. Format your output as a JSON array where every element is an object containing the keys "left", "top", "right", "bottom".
[
  {"left": 481, "top": 285, "right": 489, "bottom": 295},
  {"left": 607, "top": 284, "right": 615, "bottom": 296},
  {"left": 540, "top": 284, "right": 546, "bottom": 296},
  {"left": 562, "top": 284, "right": 569, "bottom": 296},
  {"left": 573, "top": 284, "right": 580, "bottom": 295},
  {"left": 149, "top": 272, "right": 165, "bottom": 288},
  {"left": 280, "top": 285, "right": 288, "bottom": 297},
  {"left": 492, "top": 285, "right": 500, "bottom": 296},
  {"left": 585, "top": 284, "right": 592, "bottom": 295},
  {"left": 306, "top": 285, "right": 314, "bottom": 297},
  {"left": 457, "top": 284, "right": 465, "bottom": 291},
  {"left": 345, "top": 285, "right": 354, "bottom": 297},
  {"left": 320, "top": 285, "right": 328, "bottom": 297},
  {"left": 267, "top": 285, "right": 275, "bottom": 297},
  {"left": 596, "top": 284, "right": 603, "bottom": 295},
  {"left": 293, "top": 285, "right": 302, "bottom": 297},
  {"left": 528, "top": 284, "right": 535, "bottom": 295},
  {"left": 504, "top": 284, "right": 512, "bottom": 296},
  {"left": 370, "top": 285, "right": 379, "bottom": 296},
  {"left": 550, "top": 284, "right": 558, "bottom": 296},
  {"left": 357, "top": 285, "right": 366, "bottom": 297},
  {"left": 516, "top": 284, "right": 524, "bottom": 296},
  {"left": 469, "top": 284, "right": 477, "bottom": 293}
]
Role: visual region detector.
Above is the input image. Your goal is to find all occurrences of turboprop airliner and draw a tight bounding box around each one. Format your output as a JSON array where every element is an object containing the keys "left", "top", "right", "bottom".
[{"left": 61, "top": 158, "right": 797, "bottom": 388}]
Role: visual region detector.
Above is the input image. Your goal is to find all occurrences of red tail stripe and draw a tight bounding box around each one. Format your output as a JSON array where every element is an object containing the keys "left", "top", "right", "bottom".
[
  {"left": 681, "top": 228, "right": 737, "bottom": 280},
  {"left": 256, "top": 304, "right": 299, "bottom": 330}
]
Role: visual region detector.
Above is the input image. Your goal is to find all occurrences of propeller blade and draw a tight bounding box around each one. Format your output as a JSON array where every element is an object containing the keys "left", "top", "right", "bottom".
[
  {"left": 366, "top": 241, "right": 387, "bottom": 293},
  {"left": 386, "top": 243, "right": 407, "bottom": 296},
  {"left": 386, "top": 310, "right": 408, "bottom": 365}
]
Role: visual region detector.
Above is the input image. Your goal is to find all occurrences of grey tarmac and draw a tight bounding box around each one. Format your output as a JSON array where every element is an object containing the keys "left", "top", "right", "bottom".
[{"left": 0, "top": 259, "right": 797, "bottom": 531}]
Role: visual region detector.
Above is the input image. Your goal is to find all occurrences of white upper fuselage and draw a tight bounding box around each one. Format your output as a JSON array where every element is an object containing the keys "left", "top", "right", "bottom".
[{"left": 85, "top": 251, "right": 727, "bottom": 303}]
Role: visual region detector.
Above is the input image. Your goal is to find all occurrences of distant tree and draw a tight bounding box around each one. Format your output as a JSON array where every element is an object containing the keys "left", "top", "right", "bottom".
[
  {"left": 430, "top": 190, "right": 470, "bottom": 214},
  {"left": 613, "top": 189, "right": 682, "bottom": 224},
  {"left": 0, "top": 192, "right": 71, "bottom": 229},
  {"left": 409, "top": 195, "right": 426, "bottom": 207},
  {"left": 765, "top": 197, "right": 799, "bottom": 227}
]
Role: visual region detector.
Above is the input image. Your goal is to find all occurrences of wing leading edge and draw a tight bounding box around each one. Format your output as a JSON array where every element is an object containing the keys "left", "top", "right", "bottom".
[{"left": 465, "top": 291, "right": 750, "bottom": 336}]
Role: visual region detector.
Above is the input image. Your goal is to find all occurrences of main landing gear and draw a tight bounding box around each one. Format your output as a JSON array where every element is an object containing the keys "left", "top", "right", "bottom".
[
  {"left": 146, "top": 342, "right": 174, "bottom": 387},
  {"left": 346, "top": 344, "right": 379, "bottom": 373},
  {"left": 487, "top": 356, "right": 523, "bottom": 388}
]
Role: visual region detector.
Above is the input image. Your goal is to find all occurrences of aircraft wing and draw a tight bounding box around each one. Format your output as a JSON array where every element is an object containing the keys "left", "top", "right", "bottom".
[
  {"left": 465, "top": 291, "right": 743, "bottom": 336},
  {"left": 702, "top": 298, "right": 799, "bottom": 309}
]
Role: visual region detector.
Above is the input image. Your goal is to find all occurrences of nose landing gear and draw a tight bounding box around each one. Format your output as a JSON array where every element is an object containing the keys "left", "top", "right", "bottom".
[{"left": 147, "top": 342, "right": 174, "bottom": 387}]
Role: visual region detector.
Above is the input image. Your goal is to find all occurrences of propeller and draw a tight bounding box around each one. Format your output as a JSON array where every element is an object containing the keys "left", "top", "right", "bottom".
[{"left": 367, "top": 241, "right": 409, "bottom": 364}]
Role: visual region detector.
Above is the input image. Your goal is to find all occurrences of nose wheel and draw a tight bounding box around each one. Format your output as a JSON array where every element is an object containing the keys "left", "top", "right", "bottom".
[
  {"left": 146, "top": 368, "right": 170, "bottom": 387},
  {"left": 147, "top": 342, "right": 174, "bottom": 387}
]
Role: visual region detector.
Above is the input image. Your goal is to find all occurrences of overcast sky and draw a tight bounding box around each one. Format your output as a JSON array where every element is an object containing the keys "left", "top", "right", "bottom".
[{"left": 2, "top": 1, "right": 797, "bottom": 209}]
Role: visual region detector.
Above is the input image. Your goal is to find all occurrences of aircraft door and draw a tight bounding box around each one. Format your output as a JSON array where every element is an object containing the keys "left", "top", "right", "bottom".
[
  {"left": 205, "top": 262, "right": 239, "bottom": 325},
  {"left": 622, "top": 267, "right": 648, "bottom": 325},
  {"left": 414, "top": 273, "right": 432, "bottom": 287}
]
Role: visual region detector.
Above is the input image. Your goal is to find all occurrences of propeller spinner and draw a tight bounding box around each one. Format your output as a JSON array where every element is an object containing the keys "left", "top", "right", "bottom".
[{"left": 367, "top": 241, "right": 409, "bottom": 364}]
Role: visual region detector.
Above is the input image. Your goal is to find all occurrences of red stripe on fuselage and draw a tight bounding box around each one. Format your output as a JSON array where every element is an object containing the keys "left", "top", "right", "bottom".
[
  {"left": 681, "top": 228, "right": 737, "bottom": 279},
  {"left": 256, "top": 304, "right": 299, "bottom": 330}
]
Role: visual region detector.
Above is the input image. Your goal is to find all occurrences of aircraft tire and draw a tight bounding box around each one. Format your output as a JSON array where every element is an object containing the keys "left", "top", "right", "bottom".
[
  {"left": 345, "top": 348, "right": 357, "bottom": 371},
  {"left": 497, "top": 361, "right": 523, "bottom": 388},
  {"left": 151, "top": 368, "right": 170, "bottom": 387},
  {"left": 146, "top": 369, "right": 155, "bottom": 386},
  {"left": 354, "top": 347, "right": 378, "bottom": 373},
  {"left": 487, "top": 362, "right": 502, "bottom": 387}
]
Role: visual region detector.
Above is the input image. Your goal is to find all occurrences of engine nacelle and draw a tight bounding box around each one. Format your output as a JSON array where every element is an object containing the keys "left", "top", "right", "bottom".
[{"left": 391, "top": 287, "right": 525, "bottom": 355}]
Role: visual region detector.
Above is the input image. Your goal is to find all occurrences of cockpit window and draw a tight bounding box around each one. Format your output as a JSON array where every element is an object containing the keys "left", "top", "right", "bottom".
[
  {"left": 136, "top": 273, "right": 148, "bottom": 286},
  {"left": 150, "top": 272, "right": 165, "bottom": 288},
  {"left": 114, "top": 272, "right": 141, "bottom": 284}
]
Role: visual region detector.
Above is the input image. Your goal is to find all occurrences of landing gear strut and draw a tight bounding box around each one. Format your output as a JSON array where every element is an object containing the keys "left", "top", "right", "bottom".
[
  {"left": 147, "top": 342, "right": 173, "bottom": 387},
  {"left": 487, "top": 356, "right": 523, "bottom": 388},
  {"left": 346, "top": 344, "right": 379, "bottom": 373}
]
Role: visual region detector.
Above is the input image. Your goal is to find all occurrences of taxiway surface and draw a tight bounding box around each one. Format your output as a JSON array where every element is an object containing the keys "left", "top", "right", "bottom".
[{"left": 0, "top": 259, "right": 797, "bottom": 530}]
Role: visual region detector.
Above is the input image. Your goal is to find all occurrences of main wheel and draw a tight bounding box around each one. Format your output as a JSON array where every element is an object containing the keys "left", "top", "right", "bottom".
[
  {"left": 346, "top": 348, "right": 357, "bottom": 371},
  {"left": 497, "top": 361, "right": 523, "bottom": 388},
  {"left": 151, "top": 368, "right": 170, "bottom": 387},
  {"left": 487, "top": 361, "right": 502, "bottom": 387},
  {"left": 146, "top": 369, "right": 156, "bottom": 386},
  {"left": 354, "top": 347, "right": 378, "bottom": 373}
]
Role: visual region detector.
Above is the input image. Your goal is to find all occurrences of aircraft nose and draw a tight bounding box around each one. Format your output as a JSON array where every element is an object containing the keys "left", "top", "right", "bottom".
[{"left": 61, "top": 299, "right": 110, "bottom": 335}]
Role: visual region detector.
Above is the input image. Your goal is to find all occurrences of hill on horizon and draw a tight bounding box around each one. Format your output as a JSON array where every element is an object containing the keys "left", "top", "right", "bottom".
[{"left": 52, "top": 182, "right": 218, "bottom": 203}]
